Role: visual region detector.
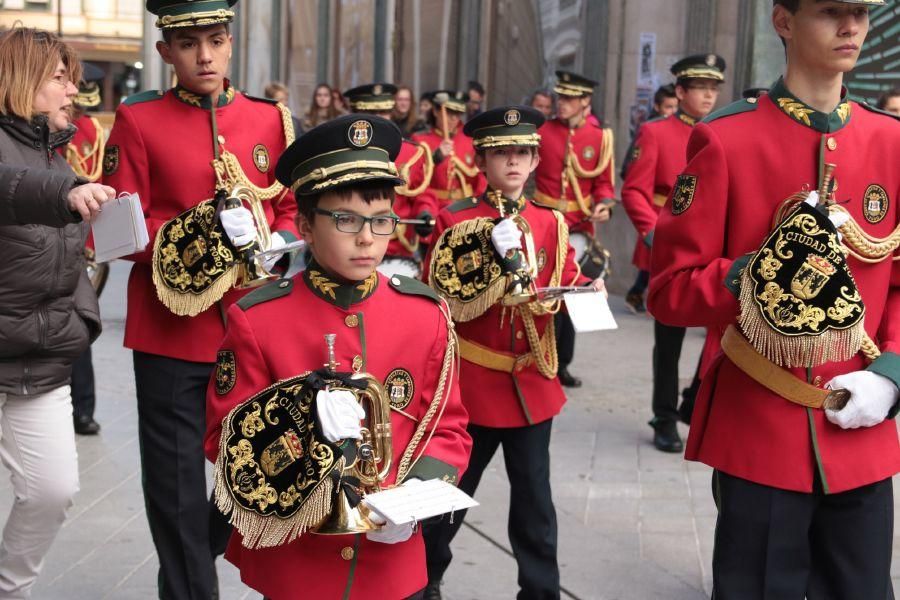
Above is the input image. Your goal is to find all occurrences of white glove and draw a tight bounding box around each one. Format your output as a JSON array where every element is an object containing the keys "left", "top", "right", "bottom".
[
  {"left": 364, "top": 479, "right": 422, "bottom": 544},
  {"left": 220, "top": 206, "right": 258, "bottom": 247},
  {"left": 491, "top": 218, "right": 522, "bottom": 256},
  {"left": 824, "top": 371, "right": 899, "bottom": 429},
  {"left": 315, "top": 389, "right": 365, "bottom": 443},
  {"left": 805, "top": 191, "right": 850, "bottom": 242},
  {"left": 259, "top": 232, "right": 288, "bottom": 272}
]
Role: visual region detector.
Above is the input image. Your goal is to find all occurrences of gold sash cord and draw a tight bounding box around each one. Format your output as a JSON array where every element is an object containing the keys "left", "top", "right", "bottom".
[
  {"left": 446, "top": 154, "right": 479, "bottom": 200},
  {"left": 395, "top": 300, "right": 459, "bottom": 482},
  {"left": 396, "top": 141, "right": 434, "bottom": 197},
  {"left": 212, "top": 103, "right": 296, "bottom": 202},
  {"left": 458, "top": 211, "right": 570, "bottom": 380},
  {"left": 830, "top": 205, "right": 900, "bottom": 264},
  {"left": 560, "top": 126, "right": 615, "bottom": 217},
  {"left": 65, "top": 116, "right": 104, "bottom": 182},
  {"left": 391, "top": 223, "right": 419, "bottom": 254}
]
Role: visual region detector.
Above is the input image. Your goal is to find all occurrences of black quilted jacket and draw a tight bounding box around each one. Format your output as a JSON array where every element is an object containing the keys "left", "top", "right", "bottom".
[{"left": 0, "top": 113, "right": 101, "bottom": 395}]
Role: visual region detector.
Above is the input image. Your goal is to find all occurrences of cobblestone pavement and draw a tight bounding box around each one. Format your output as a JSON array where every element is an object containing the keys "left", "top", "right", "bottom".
[{"left": 13, "top": 261, "right": 899, "bottom": 599}]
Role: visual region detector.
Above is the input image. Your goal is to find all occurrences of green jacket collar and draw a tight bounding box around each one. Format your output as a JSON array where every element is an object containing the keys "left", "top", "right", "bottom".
[
  {"left": 484, "top": 188, "right": 527, "bottom": 215},
  {"left": 302, "top": 259, "right": 379, "bottom": 309},
  {"left": 676, "top": 109, "right": 699, "bottom": 127},
  {"left": 769, "top": 77, "right": 851, "bottom": 133},
  {"left": 173, "top": 80, "right": 236, "bottom": 109}
]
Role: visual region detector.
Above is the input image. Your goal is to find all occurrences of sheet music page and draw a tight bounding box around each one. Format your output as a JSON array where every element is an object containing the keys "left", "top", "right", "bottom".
[
  {"left": 363, "top": 479, "right": 478, "bottom": 525},
  {"left": 564, "top": 291, "right": 618, "bottom": 332}
]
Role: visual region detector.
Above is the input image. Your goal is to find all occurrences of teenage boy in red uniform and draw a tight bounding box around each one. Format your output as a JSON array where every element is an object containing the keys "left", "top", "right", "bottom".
[{"left": 649, "top": 1, "right": 900, "bottom": 596}]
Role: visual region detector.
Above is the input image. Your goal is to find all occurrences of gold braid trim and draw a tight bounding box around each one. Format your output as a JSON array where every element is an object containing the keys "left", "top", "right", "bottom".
[
  {"left": 447, "top": 154, "right": 479, "bottom": 198},
  {"left": 396, "top": 300, "right": 459, "bottom": 482},
  {"left": 571, "top": 127, "right": 615, "bottom": 181},
  {"left": 65, "top": 116, "right": 104, "bottom": 182},
  {"left": 212, "top": 103, "right": 295, "bottom": 203},
  {"left": 860, "top": 333, "right": 882, "bottom": 363},
  {"left": 396, "top": 141, "right": 434, "bottom": 197},
  {"left": 517, "top": 309, "right": 558, "bottom": 378},
  {"left": 562, "top": 127, "right": 615, "bottom": 217},
  {"left": 829, "top": 205, "right": 900, "bottom": 264}
]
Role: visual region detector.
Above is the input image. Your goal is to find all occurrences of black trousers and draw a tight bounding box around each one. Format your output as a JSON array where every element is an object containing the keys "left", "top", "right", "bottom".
[
  {"left": 133, "top": 351, "right": 233, "bottom": 600},
  {"left": 712, "top": 470, "right": 895, "bottom": 600},
  {"left": 424, "top": 420, "right": 560, "bottom": 600},
  {"left": 651, "top": 320, "right": 686, "bottom": 423},
  {"left": 71, "top": 346, "right": 96, "bottom": 419},
  {"left": 627, "top": 269, "right": 650, "bottom": 296},
  {"left": 554, "top": 311, "right": 576, "bottom": 370}
]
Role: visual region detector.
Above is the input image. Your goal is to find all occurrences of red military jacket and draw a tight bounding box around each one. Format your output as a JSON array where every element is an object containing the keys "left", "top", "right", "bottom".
[
  {"left": 65, "top": 114, "right": 104, "bottom": 182},
  {"left": 534, "top": 117, "right": 616, "bottom": 235},
  {"left": 424, "top": 192, "right": 588, "bottom": 428},
  {"left": 621, "top": 111, "right": 696, "bottom": 271},
  {"left": 102, "top": 84, "right": 298, "bottom": 363},
  {"left": 204, "top": 263, "right": 471, "bottom": 600},
  {"left": 648, "top": 78, "right": 900, "bottom": 494},
  {"left": 387, "top": 139, "right": 437, "bottom": 258},
  {"left": 412, "top": 125, "right": 486, "bottom": 206}
]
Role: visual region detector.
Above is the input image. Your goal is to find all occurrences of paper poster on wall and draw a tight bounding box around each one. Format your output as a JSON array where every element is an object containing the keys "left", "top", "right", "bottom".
[{"left": 638, "top": 32, "right": 657, "bottom": 86}]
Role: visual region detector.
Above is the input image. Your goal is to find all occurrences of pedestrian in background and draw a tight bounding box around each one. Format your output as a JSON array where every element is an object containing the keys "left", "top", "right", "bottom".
[
  {"left": 392, "top": 84, "right": 418, "bottom": 137},
  {"left": 877, "top": 87, "right": 900, "bottom": 116},
  {"left": 0, "top": 25, "right": 114, "bottom": 598},
  {"left": 529, "top": 88, "right": 554, "bottom": 119},
  {"left": 302, "top": 82, "right": 342, "bottom": 130},
  {"left": 264, "top": 80, "right": 303, "bottom": 136}
]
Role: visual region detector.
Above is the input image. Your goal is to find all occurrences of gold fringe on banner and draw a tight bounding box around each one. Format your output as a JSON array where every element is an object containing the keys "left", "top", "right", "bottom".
[{"left": 738, "top": 267, "right": 865, "bottom": 368}]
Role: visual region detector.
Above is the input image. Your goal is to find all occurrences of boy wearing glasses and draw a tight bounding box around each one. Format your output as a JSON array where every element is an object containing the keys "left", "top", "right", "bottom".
[
  {"left": 620, "top": 54, "right": 726, "bottom": 453},
  {"left": 649, "top": 0, "right": 900, "bottom": 596},
  {"left": 422, "top": 106, "right": 604, "bottom": 600},
  {"left": 204, "top": 114, "right": 471, "bottom": 600}
]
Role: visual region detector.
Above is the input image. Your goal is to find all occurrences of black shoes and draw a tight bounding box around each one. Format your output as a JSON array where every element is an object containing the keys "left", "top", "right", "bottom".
[
  {"left": 558, "top": 367, "right": 582, "bottom": 388},
  {"left": 423, "top": 580, "right": 442, "bottom": 600},
  {"left": 625, "top": 291, "right": 647, "bottom": 315},
  {"left": 649, "top": 418, "right": 683, "bottom": 453},
  {"left": 74, "top": 415, "right": 101, "bottom": 436}
]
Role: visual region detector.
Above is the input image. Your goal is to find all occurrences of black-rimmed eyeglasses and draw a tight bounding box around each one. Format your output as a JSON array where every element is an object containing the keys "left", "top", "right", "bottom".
[{"left": 314, "top": 208, "right": 399, "bottom": 235}]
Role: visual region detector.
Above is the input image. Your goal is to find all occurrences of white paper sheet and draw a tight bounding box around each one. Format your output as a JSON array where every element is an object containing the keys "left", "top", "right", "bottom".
[
  {"left": 91, "top": 192, "right": 149, "bottom": 263},
  {"left": 563, "top": 291, "right": 618, "bottom": 332},
  {"left": 363, "top": 478, "right": 478, "bottom": 526}
]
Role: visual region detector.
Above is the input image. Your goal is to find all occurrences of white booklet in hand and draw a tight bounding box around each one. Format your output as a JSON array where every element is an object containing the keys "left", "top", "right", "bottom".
[
  {"left": 91, "top": 192, "right": 149, "bottom": 263},
  {"left": 363, "top": 478, "right": 478, "bottom": 526}
]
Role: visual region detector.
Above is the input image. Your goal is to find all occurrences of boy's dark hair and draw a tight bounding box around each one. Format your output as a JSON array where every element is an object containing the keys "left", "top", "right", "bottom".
[
  {"left": 876, "top": 88, "right": 900, "bottom": 110},
  {"left": 773, "top": 0, "right": 800, "bottom": 11},
  {"left": 162, "top": 23, "right": 230, "bottom": 45},
  {"left": 297, "top": 181, "right": 396, "bottom": 222},
  {"left": 653, "top": 84, "right": 676, "bottom": 105},
  {"left": 468, "top": 80, "right": 485, "bottom": 96}
]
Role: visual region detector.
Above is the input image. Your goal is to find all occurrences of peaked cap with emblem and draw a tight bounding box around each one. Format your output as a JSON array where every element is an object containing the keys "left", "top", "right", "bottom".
[
  {"left": 275, "top": 113, "right": 404, "bottom": 196},
  {"left": 463, "top": 105, "right": 545, "bottom": 149},
  {"left": 671, "top": 54, "right": 727, "bottom": 82},
  {"left": 343, "top": 83, "right": 398, "bottom": 113},
  {"left": 146, "top": 0, "right": 238, "bottom": 30},
  {"left": 554, "top": 70, "right": 598, "bottom": 97},
  {"left": 431, "top": 90, "right": 469, "bottom": 114},
  {"left": 75, "top": 62, "right": 104, "bottom": 109}
]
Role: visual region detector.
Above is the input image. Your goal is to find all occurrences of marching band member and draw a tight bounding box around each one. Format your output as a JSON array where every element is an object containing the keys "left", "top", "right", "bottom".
[
  {"left": 412, "top": 90, "right": 486, "bottom": 207},
  {"left": 620, "top": 53, "right": 726, "bottom": 453},
  {"left": 422, "top": 106, "right": 603, "bottom": 600},
  {"left": 102, "top": 1, "right": 298, "bottom": 596},
  {"left": 204, "top": 114, "right": 470, "bottom": 600},
  {"left": 534, "top": 71, "right": 616, "bottom": 388},
  {"left": 343, "top": 83, "right": 437, "bottom": 278},
  {"left": 649, "top": 0, "right": 900, "bottom": 595}
]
